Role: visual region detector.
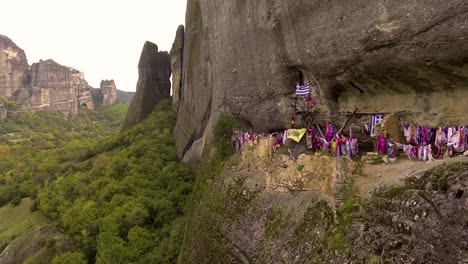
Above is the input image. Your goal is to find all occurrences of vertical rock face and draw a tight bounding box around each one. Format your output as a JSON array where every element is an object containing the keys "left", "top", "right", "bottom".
[
  {"left": 174, "top": 0, "right": 468, "bottom": 161},
  {"left": 99, "top": 80, "right": 117, "bottom": 105},
  {"left": 74, "top": 72, "right": 94, "bottom": 110},
  {"left": 171, "top": 25, "right": 185, "bottom": 111},
  {"left": 28, "top": 60, "right": 94, "bottom": 115},
  {"left": 122, "top": 41, "right": 171, "bottom": 130},
  {"left": 0, "top": 101, "right": 7, "bottom": 120},
  {"left": 0, "top": 34, "right": 29, "bottom": 99}
]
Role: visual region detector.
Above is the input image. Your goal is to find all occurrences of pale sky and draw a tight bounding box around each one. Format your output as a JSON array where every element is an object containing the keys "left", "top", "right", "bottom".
[{"left": 0, "top": 0, "right": 187, "bottom": 91}]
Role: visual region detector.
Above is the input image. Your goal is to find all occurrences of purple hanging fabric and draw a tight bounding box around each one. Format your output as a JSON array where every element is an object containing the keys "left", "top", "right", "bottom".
[
  {"left": 325, "top": 122, "right": 334, "bottom": 142},
  {"left": 387, "top": 141, "right": 396, "bottom": 159},
  {"left": 376, "top": 134, "right": 387, "bottom": 155},
  {"left": 421, "top": 127, "right": 429, "bottom": 146}
]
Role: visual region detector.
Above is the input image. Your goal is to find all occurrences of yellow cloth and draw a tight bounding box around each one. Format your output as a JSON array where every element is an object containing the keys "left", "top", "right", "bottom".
[{"left": 287, "top": 128, "right": 307, "bottom": 143}]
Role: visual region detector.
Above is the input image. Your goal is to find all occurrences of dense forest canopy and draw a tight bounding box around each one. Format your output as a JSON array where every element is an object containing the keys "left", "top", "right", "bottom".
[{"left": 0, "top": 101, "right": 193, "bottom": 263}]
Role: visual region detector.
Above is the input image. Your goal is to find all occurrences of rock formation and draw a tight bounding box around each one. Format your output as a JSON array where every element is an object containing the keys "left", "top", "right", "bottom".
[
  {"left": 0, "top": 34, "right": 110, "bottom": 117},
  {"left": 0, "top": 225, "right": 77, "bottom": 264},
  {"left": 173, "top": 0, "right": 468, "bottom": 162},
  {"left": 99, "top": 80, "right": 117, "bottom": 105},
  {"left": 171, "top": 25, "right": 185, "bottom": 111},
  {"left": 0, "top": 34, "right": 29, "bottom": 99},
  {"left": 122, "top": 41, "right": 171, "bottom": 130},
  {"left": 27, "top": 59, "right": 94, "bottom": 115}
]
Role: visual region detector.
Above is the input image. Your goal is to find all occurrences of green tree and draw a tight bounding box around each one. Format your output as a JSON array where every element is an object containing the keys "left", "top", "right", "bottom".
[{"left": 52, "top": 252, "right": 87, "bottom": 264}]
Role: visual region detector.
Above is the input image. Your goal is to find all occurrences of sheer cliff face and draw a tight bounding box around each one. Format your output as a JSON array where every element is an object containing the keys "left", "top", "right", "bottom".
[
  {"left": 29, "top": 60, "right": 94, "bottom": 115},
  {"left": 122, "top": 41, "right": 171, "bottom": 130},
  {"left": 174, "top": 0, "right": 468, "bottom": 160},
  {"left": 0, "top": 34, "right": 29, "bottom": 99},
  {"left": 171, "top": 25, "right": 185, "bottom": 112},
  {"left": 0, "top": 35, "right": 96, "bottom": 116}
]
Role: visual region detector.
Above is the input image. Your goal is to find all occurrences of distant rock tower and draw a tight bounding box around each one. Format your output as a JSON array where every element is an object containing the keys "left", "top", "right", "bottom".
[{"left": 100, "top": 80, "right": 117, "bottom": 105}]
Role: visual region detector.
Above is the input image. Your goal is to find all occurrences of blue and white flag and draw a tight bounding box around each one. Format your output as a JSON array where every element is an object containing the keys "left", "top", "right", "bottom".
[
  {"left": 295, "top": 83, "right": 310, "bottom": 96},
  {"left": 370, "top": 115, "right": 384, "bottom": 136}
]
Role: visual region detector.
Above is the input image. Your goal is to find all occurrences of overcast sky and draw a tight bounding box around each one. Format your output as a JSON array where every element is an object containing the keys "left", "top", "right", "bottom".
[{"left": 0, "top": 0, "right": 186, "bottom": 92}]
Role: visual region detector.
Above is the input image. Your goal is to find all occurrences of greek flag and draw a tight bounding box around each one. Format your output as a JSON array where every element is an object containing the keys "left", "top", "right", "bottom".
[
  {"left": 370, "top": 115, "right": 384, "bottom": 136},
  {"left": 295, "top": 83, "right": 310, "bottom": 96}
]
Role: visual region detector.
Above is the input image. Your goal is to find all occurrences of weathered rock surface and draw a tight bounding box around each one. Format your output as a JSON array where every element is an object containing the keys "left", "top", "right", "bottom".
[
  {"left": 27, "top": 59, "right": 94, "bottom": 115},
  {"left": 180, "top": 154, "right": 468, "bottom": 263},
  {"left": 0, "top": 34, "right": 29, "bottom": 99},
  {"left": 99, "top": 80, "right": 117, "bottom": 105},
  {"left": 123, "top": 41, "right": 171, "bottom": 130},
  {"left": 171, "top": 25, "right": 185, "bottom": 111},
  {"left": 174, "top": 0, "right": 468, "bottom": 161}
]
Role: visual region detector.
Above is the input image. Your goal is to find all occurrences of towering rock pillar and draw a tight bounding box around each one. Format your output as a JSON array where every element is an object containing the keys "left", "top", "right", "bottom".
[
  {"left": 100, "top": 80, "right": 117, "bottom": 105},
  {"left": 171, "top": 25, "right": 185, "bottom": 111},
  {"left": 122, "top": 41, "right": 171, "bottom": 130}
]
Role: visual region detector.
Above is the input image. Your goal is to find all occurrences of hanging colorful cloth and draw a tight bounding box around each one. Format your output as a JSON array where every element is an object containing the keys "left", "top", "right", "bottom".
[
  {"left": 350, "top": 138, "right": 359, "bottom": 157},
  {"left": 334, "top": 134, "right": 344, "bottom": 157},
  {"left": 376, "top": 133, "right": 387, "bottom": 155},
  {"left": 304, "top": 94, "right": 317, "bottom": 106},
  {"left": 288, "top": 128, "right": 307, "bottom": 143},
  {"left": 464, "top": 126, "right": 468, "bottom": 151},
  {"left": 275, "top": 133, "right": 283, "bottom": 146},
  {"left": 325, "top": 122, "right": 334, "bottom": 142},
  {"left": 387, "top": 141, "right": 396, "bottom": 159}
]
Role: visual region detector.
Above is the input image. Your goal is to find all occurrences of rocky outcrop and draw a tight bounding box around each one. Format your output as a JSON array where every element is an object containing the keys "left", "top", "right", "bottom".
[
  {"left": 99, "top": 80, "right": 117, "bottom": 105},
  {"left": 0, "top": 34, "right": 110, "bottom": 117},
  {"left": 171, "top": 25, "right": 185, "bottom": 111},
  {"left": 0, "top": 225, "right": 77, "bottom": 264},
  {"left": 27, "top": 59, "right": 94, "bottom": 115},
  {"left": 0, "top": 34, "right": 29, "bottom": 99},
  {"left": 174, "top": 0, "right": 468, "bottom": 161},
  {"left": 122, "top": 41, "right": 171, "bottom": 130},
  {"left": 179, "top": 152, "right": 468, "bottom": 263}
]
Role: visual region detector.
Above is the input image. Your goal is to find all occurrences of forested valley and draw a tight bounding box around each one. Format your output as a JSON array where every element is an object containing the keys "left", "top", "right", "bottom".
[{"left": 0, "top": 101, "right": 193, "bottom": 263}]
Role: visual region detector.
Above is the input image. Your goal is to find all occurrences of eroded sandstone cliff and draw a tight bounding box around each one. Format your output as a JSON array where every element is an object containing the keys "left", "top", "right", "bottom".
[
  {"left": 0, "top": 34, "right": 122, "bottom": 117},
  {"left": 27, "top": 59, "right": 94, "bottom": 115},
  {"left": 173, "top": 0, "right": 468, "bottom": 161},
  {"left": 0, "top": 34, "right": 29, "bottom": 99}
]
